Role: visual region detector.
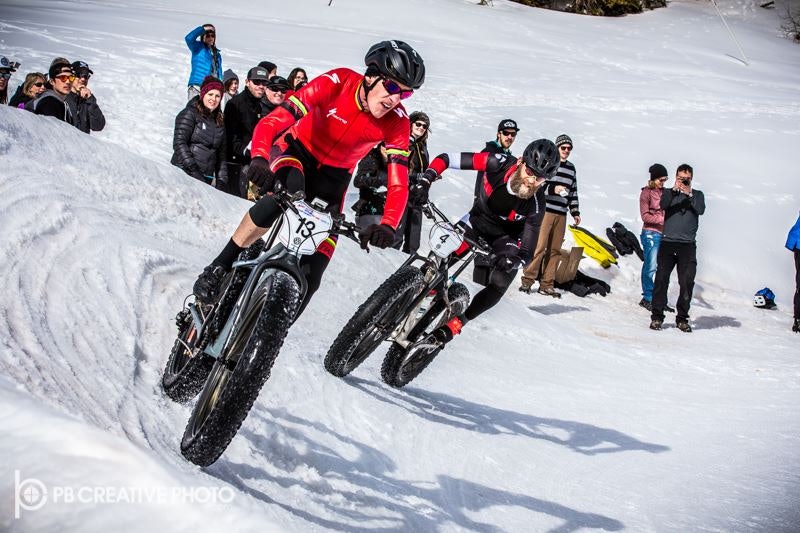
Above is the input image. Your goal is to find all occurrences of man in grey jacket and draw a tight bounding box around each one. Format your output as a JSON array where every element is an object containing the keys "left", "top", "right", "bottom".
[{"left": 650, "top": 163, "right": 706, "bottom": 332}]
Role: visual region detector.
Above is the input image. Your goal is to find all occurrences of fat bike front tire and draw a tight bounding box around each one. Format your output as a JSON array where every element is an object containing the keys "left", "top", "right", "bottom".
[
  {"left": 180, "top": 270, "right": 300, "bottom": 467},
  {"left": 324, "top": 265, "right": 425, "bottom": 378}
]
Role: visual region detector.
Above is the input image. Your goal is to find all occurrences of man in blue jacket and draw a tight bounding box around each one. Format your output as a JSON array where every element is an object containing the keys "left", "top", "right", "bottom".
[
  {"left": 786, "top": 213, "right": 800, "bottom": 333},
  {"left": 185, "top": 24, "right": 222, "bottom": 100}
]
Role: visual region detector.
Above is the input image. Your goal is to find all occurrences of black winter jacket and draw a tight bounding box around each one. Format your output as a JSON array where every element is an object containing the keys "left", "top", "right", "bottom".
[
  {"left": 65, "top": 91, "right": 106, "bottom": 134},
  {"left": 224, "top": 89, "right": 269, "bottom": 165},
  {"left": 351, "top": 145, "right": 388, "bottom": 216},
  {"left": 8, "top": 84, "right": 31, "bottom": 109},
  {"left": 171, "top": 97, "right": 227, "bottom": 182}
]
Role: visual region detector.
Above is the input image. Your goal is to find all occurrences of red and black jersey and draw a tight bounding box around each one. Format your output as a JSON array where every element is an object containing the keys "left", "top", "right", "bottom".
[
  {"left": 427, "top": 151, "right": 545, "bottom": 258},
  {"left": 250, "top": 68, "right": 410, "bottom": 229}
]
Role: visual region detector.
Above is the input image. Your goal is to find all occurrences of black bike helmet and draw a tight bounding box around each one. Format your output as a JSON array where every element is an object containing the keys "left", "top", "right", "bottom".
[
  {"left": 523, "top": 139, "right": 561, "bottom": 179},
  {"left": 364, "top": 40, "right": 425, "bottom": 90}
]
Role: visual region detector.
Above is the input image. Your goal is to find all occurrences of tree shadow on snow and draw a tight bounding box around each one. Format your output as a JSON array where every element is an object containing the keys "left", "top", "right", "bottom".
[
  {"left": 347, "top": 378, "right": 670, "bottom": 457},
  {"left": 208, "top": 408, "right": 624, "bottom": 532},
  {"left": 691, "top": 315, "right": 741, "bottom": 330}
]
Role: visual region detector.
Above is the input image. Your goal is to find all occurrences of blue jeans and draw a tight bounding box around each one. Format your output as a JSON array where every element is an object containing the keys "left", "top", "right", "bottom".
[{"left": 640, "top": 230, "right": 662, "bottom": 301}]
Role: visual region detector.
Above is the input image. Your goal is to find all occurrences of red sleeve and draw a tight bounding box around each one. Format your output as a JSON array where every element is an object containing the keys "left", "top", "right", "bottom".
[
  {"left": 379, "top": 113, "right": 411, "bottom": 229},
  {"left": 251, "top": 68, "right": 345, "bottom": 160},
  {"left": 428, "top": 152, "right": 490, "bottom": 177}
]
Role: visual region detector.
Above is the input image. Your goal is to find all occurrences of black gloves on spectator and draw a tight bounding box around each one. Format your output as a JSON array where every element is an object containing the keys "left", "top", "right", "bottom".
[
  {"left": 410, "top": 169, "right": 436, "bottom": 205},
  {"left": 359, "top": 224, "right": 396, "bottom": 250},
  {"left": 247, "top": 157, "right": 274, "bottom": 191}
]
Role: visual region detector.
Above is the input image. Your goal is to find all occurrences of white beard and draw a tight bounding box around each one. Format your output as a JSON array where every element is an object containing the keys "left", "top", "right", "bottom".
[{"left": 508, "top": 166, "right": 541, "bottom": 199}]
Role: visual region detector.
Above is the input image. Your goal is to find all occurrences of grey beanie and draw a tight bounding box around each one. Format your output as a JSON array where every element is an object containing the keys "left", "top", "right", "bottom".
[{"left": 222, "top": 69, "right": 238, "bottom": 84}]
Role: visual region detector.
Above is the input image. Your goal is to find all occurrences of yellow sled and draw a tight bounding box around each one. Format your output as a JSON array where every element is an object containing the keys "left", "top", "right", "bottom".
[{"left": 567, "top": 225, "right": 618, "bottom": 268}]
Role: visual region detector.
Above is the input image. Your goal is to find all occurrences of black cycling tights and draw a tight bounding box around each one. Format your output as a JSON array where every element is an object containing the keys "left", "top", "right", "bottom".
[{"left": 464, "top": 267, "right": 517, "bottom": 322}]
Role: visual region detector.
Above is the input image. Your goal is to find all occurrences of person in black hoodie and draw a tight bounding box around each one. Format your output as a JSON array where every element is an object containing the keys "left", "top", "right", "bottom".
[
  {"left": 64, "top": 61, "right": 105, "bottom": 134},
  {"left": 29, "top": 58, "right": 74, "bottom": 122},
  {"left": 171, "top": 75, "right": 227, "bottom": 189},
  {"left": 474, "top": 118, "right": 518, "bottom": 200},
  {"left": 223, "top": 66, "right": 269, "bottom": 197}
]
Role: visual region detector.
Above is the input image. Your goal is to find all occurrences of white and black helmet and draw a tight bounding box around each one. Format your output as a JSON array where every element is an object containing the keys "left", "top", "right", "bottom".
[{"left": 364, "top": 40, "right": 425, "bottom": 90}]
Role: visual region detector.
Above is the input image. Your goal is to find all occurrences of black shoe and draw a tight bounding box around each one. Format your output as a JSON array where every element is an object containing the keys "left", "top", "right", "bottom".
[
  {"left": 649, "top": 319, "right": 663, "bottom": 331},
  {"left": 639, "top": 298, "right": 652, "bottom": 311},
  {"left": 193, "top": 264, "right": 228, "bottom": 304},
  {"left": 664, "top": 304, "right": 676, "bottom": 313},
  {"left": 519, "top": 285, "right": 533, "bottom": 294},
  {"left": 792, "top": 318, "right": 799, "bottom": 333},
  {"left": 676, "top": 321, "right": 692, "bottom": 333}
]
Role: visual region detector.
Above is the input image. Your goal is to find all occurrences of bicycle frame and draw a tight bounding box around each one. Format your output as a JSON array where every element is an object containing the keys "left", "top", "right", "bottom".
[{"left": 388, "top": 202, "right": 490, "bottom": 347}]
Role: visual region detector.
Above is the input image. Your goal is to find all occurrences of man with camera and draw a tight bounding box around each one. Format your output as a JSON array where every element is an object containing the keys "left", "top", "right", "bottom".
[{"left": 650, "top": 164, "right": 705, "bottom": 332}]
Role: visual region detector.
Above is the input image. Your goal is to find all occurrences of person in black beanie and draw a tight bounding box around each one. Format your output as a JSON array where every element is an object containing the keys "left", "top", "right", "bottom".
[{"left": 650, "top": 163, "right": 705, "bottom": 332}]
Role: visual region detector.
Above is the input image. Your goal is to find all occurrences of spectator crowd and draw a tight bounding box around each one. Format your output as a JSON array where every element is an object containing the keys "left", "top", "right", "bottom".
[{"left": 2, "top": 19, "right": 796, "bottom": 335}]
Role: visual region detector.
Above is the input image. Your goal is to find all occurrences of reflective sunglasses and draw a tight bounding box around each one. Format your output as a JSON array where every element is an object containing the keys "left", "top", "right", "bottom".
[
  {"left": 267, "top": 85, "right": 287, "bottom": 93},
  {"left": 54, "top": 74, "right": 75, "bottom": 82},
  {"left": 0, "top": 73, "right": 10, "bottom": 80},
  {"left": 413, "top": 121, "right": 428, "bottom": 130},
  {"left": 559, "top": 145, "right": 573, "bottom": 151},
  {"left": 501, "top": 130, "right": 517, "bottom": 138},
  {"left": 381, "top": 78, "right": 413, "bottom": 100},
  {"left": 522, "top": 164, "right": 544, "bottom": 179}
]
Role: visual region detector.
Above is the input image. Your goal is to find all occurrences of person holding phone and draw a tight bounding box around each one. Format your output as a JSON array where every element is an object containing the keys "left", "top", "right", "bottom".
[{"left": 649, "top": 164, "right": 706, "bottom": 332}]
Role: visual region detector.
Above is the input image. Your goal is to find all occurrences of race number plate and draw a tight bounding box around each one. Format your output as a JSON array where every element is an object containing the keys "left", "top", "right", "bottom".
[
  {"left": 428, "top": 222, "right": 463, "bottom": 258},
  {"left": 278, "top": 201, "right": 334, "bottom": 255}
]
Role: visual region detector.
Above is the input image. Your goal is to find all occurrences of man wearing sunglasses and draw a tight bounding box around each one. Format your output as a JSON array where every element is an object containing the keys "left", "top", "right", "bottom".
[
  {"left": 185, "top": 23, "right": 222, "bottom": 101},
  {"left": 65, "top": 60, "right": 105, "bottom": 134},
  {"left": 30, "top": 57, "right": 74, "bottom": 123},
  {"left": 520, "top": 133, "right": 581, "bottom": 297},
  {"left": 263, "top": 75, "right": 289, "bottom": 109},
  {"left": 474, "top": 119, "right": 519, "bottom": 201},
  {"left": 193, "top": 40, "right": 425, "bottom": 317},
  {"left": 0, "top": 55, "right": 19, "bottom": 105},
  {"left": 409, "top": 139, "right": 561, "bottom": 348},
  {"left": 223, "top": 66, "right": 271, "bottom": 198}
]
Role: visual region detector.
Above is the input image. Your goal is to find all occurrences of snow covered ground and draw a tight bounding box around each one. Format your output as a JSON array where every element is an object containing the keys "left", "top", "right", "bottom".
[{"left": 1, "top": 0, "right": 798, "bottom": 531}]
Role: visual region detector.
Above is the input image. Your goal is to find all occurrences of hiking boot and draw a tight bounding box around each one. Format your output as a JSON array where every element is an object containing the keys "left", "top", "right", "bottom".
[
  {"left": 193, "top": 264, "right": 228, "bottom": 304},
  {"left": 676, "top": 320, "right": 692, "bottom": 333},
  {"left": 664, "top": 304, "right": 676, "bottom": 313},
  {"left": 639, "top": 298, "right": 652, "bottom": 312},
  {"left": 538, "top": 287, "right": 561, "bottom": 299},
  {"left": 649, "top": 319, "right": 663, "bottom": 331},
  {"left": 792, "top": 318, "right": 799, "bottom": 333},
  {"left": 519, "top": 285, "right": 533, "bottom": 294}
]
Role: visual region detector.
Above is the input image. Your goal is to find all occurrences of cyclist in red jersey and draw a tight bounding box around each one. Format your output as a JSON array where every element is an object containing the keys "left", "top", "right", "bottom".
[{"left": 193, "top": 40, "right": 425, "bottom": 317}]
